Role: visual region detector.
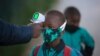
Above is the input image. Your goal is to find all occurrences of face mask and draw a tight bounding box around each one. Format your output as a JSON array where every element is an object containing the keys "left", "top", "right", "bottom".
[
  {"left": 42, "top": 21, "right": 67, "bottom": 43},
  {"left": 42, "top": 28, "right": 61, "bottom": 43}
]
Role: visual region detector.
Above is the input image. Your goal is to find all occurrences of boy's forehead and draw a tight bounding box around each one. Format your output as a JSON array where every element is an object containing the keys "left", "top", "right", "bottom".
[
  {"left": 45, "top": 15, "right": 60, "bottom": 22},
  {"left": 45, "top": 15, "right": 61, "bottom": 28}
]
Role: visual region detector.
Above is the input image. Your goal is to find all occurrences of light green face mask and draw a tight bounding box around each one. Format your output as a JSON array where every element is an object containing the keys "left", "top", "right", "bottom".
[
  {"left": 42, "top": 21, "right": 67, "bottom": 43},
  {"left": 42, "top": 28, "right": 62, "bottom": 43}
]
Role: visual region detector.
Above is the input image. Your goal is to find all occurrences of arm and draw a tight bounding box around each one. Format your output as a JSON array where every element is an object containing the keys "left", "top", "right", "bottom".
[
  {"left": 81, "top": 28, "right": 95, "bottom": 56},
  {"left": 0, "top": 19, "right": 33, "bottom": 45}
]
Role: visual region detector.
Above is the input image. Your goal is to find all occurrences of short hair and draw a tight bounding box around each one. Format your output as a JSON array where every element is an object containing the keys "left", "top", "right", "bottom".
[
  {"left": 46, "top": 10, "right": 65, "bottom": 23},
  {"left": 64, "top": 6, "right": 81, "bottom": 21}
]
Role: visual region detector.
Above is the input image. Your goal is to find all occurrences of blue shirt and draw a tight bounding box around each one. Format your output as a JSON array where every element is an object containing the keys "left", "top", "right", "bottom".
[
  {"left": 37, "top": 46, "right": 81, "bottom": 56},
  {"left": 62, "top": 27, "right": 95, "bottom": 51},
  {"left": 30, "top": 40, "right": 82, "bottom": 56}
]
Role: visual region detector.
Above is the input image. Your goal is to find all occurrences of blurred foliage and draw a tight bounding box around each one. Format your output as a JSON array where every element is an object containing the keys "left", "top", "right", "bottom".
[
  {"left": 0, "top": 0, "right": 57, "bottom": 25},
  {"left": 0, "top": 0, "right": 57, "bottom": 56}
]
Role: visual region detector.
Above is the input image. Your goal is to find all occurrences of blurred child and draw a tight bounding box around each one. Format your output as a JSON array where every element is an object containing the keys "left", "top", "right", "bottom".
[{"left": 62, "top": 6, "right": 95, "bottom": 56}]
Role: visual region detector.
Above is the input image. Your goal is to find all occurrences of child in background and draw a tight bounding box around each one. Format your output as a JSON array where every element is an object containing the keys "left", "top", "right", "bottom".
[{"left": 62, "top": 6, "right": 95, "bottom": 56}]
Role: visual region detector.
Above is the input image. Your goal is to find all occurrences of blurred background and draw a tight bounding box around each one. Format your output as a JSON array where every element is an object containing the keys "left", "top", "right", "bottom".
[{"left": 0, "top": 0, "right": 100, "bottom": 56}]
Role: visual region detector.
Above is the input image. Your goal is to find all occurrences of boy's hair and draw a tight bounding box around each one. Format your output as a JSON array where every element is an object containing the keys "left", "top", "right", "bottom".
[
  {"left": 46, "top": 10, "right": 65, "bottom": 23},
  {"left": 64, "top": 6, "right": 81, "bottom": 22}
]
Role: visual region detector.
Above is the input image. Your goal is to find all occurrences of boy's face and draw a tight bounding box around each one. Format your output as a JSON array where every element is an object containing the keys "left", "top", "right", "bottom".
[
  {"left": 45, "top": 15, "right": 61, "bottom": 29},
  {"left": 43, "top": 14, "right": 62, "bottom": 43},
  {"left": 67, "top": 14, "right": 80, "bottom": 26}
]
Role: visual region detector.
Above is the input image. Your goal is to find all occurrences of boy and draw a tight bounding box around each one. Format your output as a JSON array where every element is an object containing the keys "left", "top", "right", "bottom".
[
  {"left": 30, "top": 10, "right": 82, "bottom": 56},
  {"left": 62, "top": 6, "right": 95, "bottom": 56}
]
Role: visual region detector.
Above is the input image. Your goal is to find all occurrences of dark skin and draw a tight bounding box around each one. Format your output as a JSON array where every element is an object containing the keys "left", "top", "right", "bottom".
[
  {"left": 44, "top": 14, "right": 63, "bottom": 48},
  {"left": 65, "top": 7, "right": 94, "bottom": 56},
  {"left": 67, "top": 14, "right": 80, "bottom": 26},
  {"left": 29, "top": 23, "right": 43, "bottom": 38}
]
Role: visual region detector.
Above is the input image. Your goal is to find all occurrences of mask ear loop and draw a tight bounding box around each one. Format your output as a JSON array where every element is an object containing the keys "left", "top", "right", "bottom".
[{"left": 60, "top": 20, "right": 67, "bottom": 31}]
